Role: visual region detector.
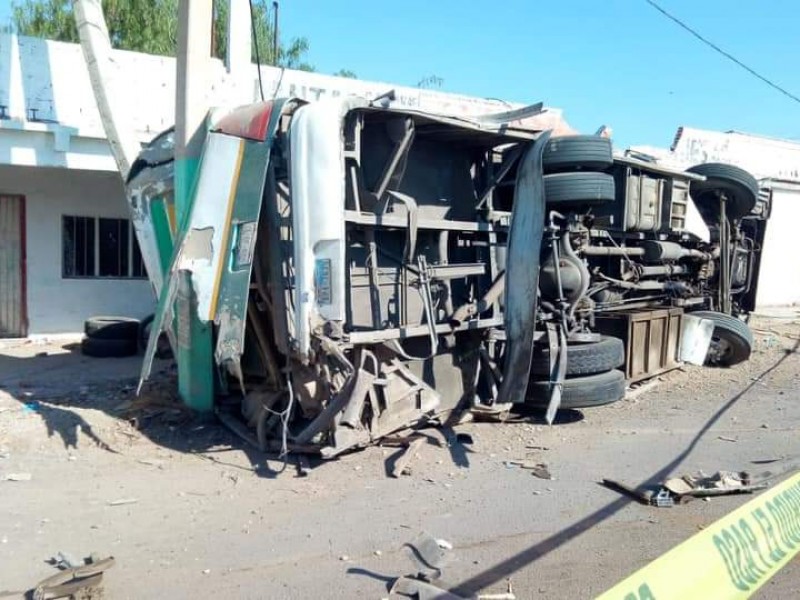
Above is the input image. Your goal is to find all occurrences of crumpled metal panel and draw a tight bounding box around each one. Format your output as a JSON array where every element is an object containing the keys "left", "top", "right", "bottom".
[
  {"left": 496, "top": 130, "right": 551, "bottom": 406},
  {"left": 137, "top": 132, "right": 245, "bottom": 389},
  {"left": 288, "top": 97, "right": 369, "bottom": 360}
]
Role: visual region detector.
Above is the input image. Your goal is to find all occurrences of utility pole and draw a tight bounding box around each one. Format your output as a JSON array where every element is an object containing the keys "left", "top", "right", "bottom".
[{"left": 174, "top": 0, "right": 214, "bottom": 412}]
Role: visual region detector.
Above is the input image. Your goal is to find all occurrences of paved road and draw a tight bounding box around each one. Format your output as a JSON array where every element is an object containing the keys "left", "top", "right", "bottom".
[{"left": 0, "top": 318, "right": 798, "bottom": 598}]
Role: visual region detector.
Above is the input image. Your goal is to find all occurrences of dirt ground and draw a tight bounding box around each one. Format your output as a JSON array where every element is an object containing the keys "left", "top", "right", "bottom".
[{"left": 0, "top": 313, "right": 799, "bottom": 599}]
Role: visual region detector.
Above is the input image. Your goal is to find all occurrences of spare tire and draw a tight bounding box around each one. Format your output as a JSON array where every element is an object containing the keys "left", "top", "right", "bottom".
[
  {"left": 543, "top": 135, "right": 613, "bottom": 173},
  {"left": 525, "top": 369, "right": 626, "bottom": 409},
  {"left": 690, "top": 310, "right": 753, "bottom": 367},
  {"left": 530, "top": 335, "right": 625, "bottom": 376},
  {"left": 85, "top": 316, "right": 140, "bottom": 340},
  {"left": 81, "top": 336, "right": 138, "bottom": 358},
  {"left": 686, "top": 163, "right": 758, "bottom": 221},
  {"left": 544, "top": 172, "right": 616, "bottom": 206}
]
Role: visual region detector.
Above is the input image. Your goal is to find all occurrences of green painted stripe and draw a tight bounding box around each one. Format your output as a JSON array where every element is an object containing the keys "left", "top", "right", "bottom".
[{"left": 150, "top": 198, "right": 175, "bottom": 275}]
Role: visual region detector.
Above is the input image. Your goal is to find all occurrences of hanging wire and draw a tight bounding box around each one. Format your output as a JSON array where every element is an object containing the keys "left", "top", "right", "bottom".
[{"left": 644, "top": 0, "right": 800, "bottom": 105}]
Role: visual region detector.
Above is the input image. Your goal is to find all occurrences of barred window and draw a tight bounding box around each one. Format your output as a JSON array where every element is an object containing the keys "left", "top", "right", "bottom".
[{"left": 62, "top": 216, "right": 146, "bottom": 279}]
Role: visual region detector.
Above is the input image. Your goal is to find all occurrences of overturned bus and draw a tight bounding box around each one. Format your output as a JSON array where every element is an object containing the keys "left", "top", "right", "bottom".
[{"left": 126, "top": 96, "right": 769, "bottom": 456}]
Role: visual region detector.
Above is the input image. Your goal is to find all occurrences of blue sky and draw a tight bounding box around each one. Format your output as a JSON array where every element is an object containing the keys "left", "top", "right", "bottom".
[{"left": 2, "top": 0, "right": 798, "bottom": 148}]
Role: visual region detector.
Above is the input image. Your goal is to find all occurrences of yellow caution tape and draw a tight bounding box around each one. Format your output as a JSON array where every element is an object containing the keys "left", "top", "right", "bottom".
[{"left": 597, "top": 473, "right": 800, "bottom": 600}]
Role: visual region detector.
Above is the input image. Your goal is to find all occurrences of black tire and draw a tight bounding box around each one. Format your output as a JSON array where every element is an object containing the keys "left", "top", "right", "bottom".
[
  {"left": 525, "top": 369, "right": 626, "bottom": 409},
  {"left": 690, "top": 310, "right": 753, "bottom": 367},
  {"left": 85, "top": 316, "right": 140, "bottom": 340},
  {"left": 686, "top": 163, "right": 758, "bottom": 221},
  {"left": 530, "top": 335, "right": 625, "bottom": 376},
  {"left": 544, "top": 172, "right": 616, "bottom": 206},
  {"left": 81, "top": 336, "right": 138, "bottom": 358},
  {"left": 542, "top": 135, "right": 613, "bottom": 173}
]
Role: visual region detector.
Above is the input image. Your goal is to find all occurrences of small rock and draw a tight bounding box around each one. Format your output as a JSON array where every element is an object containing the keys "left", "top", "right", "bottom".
[
  {"left": 353, "top": 466, "right": 362, "bottom": 472},
  {"left": 339, "top": 555, "right": 350, "bottom": 561},
  {"left": 374, "top": 550, "right": 382, "bottom": 557},
  {"left": 1, "top": 536, "right": 7, "bottom": 544},
  {"left": 761, "top": 423, "right": 770, "bottom": 429},
  {"left": 202, "top": 569, "right": 210, "bottom": 575},
  {"left": 67, "top": 455, "right": 77, "bottom": 461},
  {"left": 3, "top": 473, "right": 32, "bottom": 482}
]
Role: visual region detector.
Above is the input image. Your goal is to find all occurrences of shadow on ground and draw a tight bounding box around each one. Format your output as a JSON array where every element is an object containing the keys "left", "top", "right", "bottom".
[
  {"left": 449, "top": 339, "right": 800, "bottom": 597},
  {"left": 0, "top": 340, "right": 581, "bottom": 482}
]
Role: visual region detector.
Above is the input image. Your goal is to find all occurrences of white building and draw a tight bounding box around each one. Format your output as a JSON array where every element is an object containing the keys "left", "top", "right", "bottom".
[
  {"left": 0, "top": 33, "right": 570, "bottom": 337},
  {"left": 631, "top": 126, "right": 800, "bottom": 307},
  {"left": 2, "top": 31, "right": 796, "bottom": 338}
]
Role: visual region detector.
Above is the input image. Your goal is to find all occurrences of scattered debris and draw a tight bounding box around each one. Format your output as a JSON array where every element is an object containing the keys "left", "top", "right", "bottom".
[
  {"left": 665, "top": 471, "right": 768, "bottom": 498},
  {"left": 296, "top": 454, "right": 311, "bottom": 477},
  {"left": 50, "top": 551, "right": 81, "bottom": 570},
  {"left": 404, "top": 531, "right": 449, "bottom": 580},
  {"left": 717, "top": 436, "right": 738, "bottom": 443},
  {"left": 605, "top": 469, "right": 769, "bottom": 507},
  {"left": 392, "top": 436, "right": 426, "bottom": 478},
  {"left": 436, "top": 539, "right": 454, "bottom": 551},
  {"left": 477, "top": 581, "right": 516, "bottom": 599},
  {"left": 390, "top": 576, "right": 465, "bottom": 600},
  {"left": 394, "top": 533, "right": 516, "bottom": 599},
  {"left": 504, "top": 460, "right": 552, "bottom": 480},
  {"left": 602, "top": 478, "right": 660, "bottom": 505},
  {"left": 30, "top": 554, "right": 114, "bottom": 600},
  {"left": 107, "top": 498, "right": 138, "bottom": 506},
  {"left": 3, "top": 472, "right": 32, "bottom": 482},
  {"left": 625, "top": 378, "right": 662, "bottom": 401}
]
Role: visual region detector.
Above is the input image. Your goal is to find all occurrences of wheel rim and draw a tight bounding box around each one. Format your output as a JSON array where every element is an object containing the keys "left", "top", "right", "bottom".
[{"left": 708, "top": 335, "right": 733, "bottom": 364}]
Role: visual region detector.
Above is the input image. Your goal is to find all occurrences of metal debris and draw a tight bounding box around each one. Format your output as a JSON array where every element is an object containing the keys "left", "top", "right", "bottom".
[
  {"left": 665, "top": 471, "right": 768, "bottom": 498},
  {"left": 107, "top": 498, "right": 139, "bottom": 506},
  {"left": 505, "top": 461, "right": 552, "bottom": 480},
  {"left": 31, "top": 555, "right": 115, "bottom": 600},
  {"left": 389, "top": 576, "right": 466, "bottom": 600},
  {"left": 404, "top": 531, "right": 450, "bottom": 580},
  {"left": 391, "top": 436, "right": 426, "bottom": 478}
]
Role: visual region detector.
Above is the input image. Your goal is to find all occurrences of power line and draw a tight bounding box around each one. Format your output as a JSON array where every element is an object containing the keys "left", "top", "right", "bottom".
[{"left": 644, "top": 0, "right": 800, "bottom": 106}]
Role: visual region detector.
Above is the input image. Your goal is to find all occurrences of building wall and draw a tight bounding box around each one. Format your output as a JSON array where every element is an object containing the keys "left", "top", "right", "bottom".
[
  {"left": 756, "top": 187, "right": 800, "bottom": 307},
  {"left": 0, "top": 165, "right": 155, "bottom": 334}
]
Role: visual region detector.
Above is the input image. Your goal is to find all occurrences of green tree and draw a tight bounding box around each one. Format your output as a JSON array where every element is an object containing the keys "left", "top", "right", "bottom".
[
  {"left": 11, "top": 0, "right": 314, "bottom": 69},
  {"left": 333, "top": 68, "right": 357, "bottom": 79}
]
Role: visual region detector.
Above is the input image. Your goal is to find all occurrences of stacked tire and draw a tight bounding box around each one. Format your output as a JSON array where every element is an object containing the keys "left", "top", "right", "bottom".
[
  {"left": 526, "top": 135, "right": 626, "bottom": 409},
  {"left": 81, "top": 316, "right": 140, "bottom": 358},
  {"left": 542, "top": 135, "right": 616, "bottom": 208},
  {"left": 525, "top": 336, "right": 627, "bottom": 409}
]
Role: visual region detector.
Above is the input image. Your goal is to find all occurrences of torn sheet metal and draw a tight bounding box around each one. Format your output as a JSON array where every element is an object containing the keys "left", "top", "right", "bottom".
[
  {"left": 288, "top": 96, "right": 369, "bottom": 360},
  {"left": 125, "top": 127, "right": 178, "bottom": 295},
  {"left": 138, "top": 132, "right": 245, "bottom": 388},
  {"left": 496, "top": 131, "right": 551, "bottom": 406}
]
